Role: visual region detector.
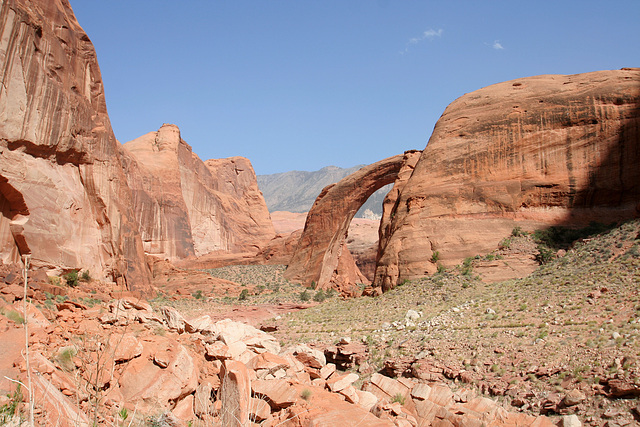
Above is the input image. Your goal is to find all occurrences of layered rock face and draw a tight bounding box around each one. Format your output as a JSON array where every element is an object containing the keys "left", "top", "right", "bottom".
[
  {"left": 284, "top": 151, "right": 420, "bottom": 294},
  {"left": 375, "top": 69, "right": 640, "bottom": 291},
  {"left": 0, "top": 0, "right": 149, "bottom": 289},
  {"left": 122, "top": 124, "right": 275, "bottom": 261}
]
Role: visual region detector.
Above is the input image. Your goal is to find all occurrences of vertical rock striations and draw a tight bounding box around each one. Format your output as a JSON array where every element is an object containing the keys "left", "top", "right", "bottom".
[
  {"left": 0, "top": 0, "right": 150, "bottom": 290},
  {"left": 374, "top": 69, "right": 640, "bottom": 291},
  {"left": 123, "top": 124, "right": 275, "bottom": 262}
]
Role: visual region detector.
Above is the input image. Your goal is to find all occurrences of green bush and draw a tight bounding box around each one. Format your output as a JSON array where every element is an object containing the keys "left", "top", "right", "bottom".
[
  {"left": 300, "top": 388, "right": 312, "bottom": 401},
  {"left": 80, "top": 270, "right": 91, "bottom": 282},
  {"left": 535, "top": 245, "right": 555, "bottom": 265},
  {"left": 391, "top": 392, "right": 405, "bottom": 405},
  {"left": 192, "top": 290, "right": 204, "bottom": 300},
  {"left": 0, "top": 385, "right": 22, "bottom": 424},
  {"left": 511, "top": 226, "right": 525, "bottom": 237},
  {"left": 6, "top": 310, "right": 25, "bottom": 325},
  {"left": 461, "top": 257, "right": 474, "bottom": 276},
  {"left": 313, "top": 290, "right": 326, "bottom": 302},
  {"left": 300, "top": 290, "right": 311, "bottom": 302},
  {"left": 63, "top": 270, "right": 79, "bottom": 287},
  {"left": 238, "top": 289, "right": 249, "bottom": 301},
  {"left": 430, "top": 251, "right": 440, "bottom": 263}
]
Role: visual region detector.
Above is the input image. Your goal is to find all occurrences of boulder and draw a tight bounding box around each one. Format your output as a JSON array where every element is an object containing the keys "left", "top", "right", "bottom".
[
  {"left": 251, "top": 379, "right": 297, "bottom": 409},
  {"left": 118, "top": 337, "right": 198, "bottom": 410},
  {"left": 219, "top": 360, "right": 251, "bottom": 427},
  {"left": 290, "top": 343, "right": 326, "bottom": 369}
]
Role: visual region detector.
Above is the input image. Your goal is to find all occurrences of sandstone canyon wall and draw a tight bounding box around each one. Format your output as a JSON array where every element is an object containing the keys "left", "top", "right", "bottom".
[
  {"left": 374, "top": 69, "right": 640, "bottom": 291},
  {"left": 0, "top": 0, "right": 150, "bottom": 290},
  {"left": 122, "top": 124, "right": 275, "bottom": 262}
]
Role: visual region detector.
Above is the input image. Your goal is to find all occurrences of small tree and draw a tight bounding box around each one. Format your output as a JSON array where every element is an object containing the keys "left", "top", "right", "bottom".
[{"left": 64, "top": 270, "right": 79, "bottom": 287}]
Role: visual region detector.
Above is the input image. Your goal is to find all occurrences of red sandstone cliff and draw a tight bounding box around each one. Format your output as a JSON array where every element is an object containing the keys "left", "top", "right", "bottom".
[
  {"left": 0, "top": 0, "right": 150, "bottom": 290},
  {"left": 122, "top": 124, "right": 275, "bottom": 261},
  {"left": 374, "top": 69, "right": 640, "bottom": 291}
]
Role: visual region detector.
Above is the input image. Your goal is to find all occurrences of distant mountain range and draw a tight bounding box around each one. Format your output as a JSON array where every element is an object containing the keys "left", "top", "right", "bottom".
[{"left": 257, "top": 165, "right": 391, "bottom": 218}]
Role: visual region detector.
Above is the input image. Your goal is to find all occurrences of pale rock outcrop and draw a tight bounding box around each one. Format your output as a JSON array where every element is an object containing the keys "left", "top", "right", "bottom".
[
  {"left": 122, "top": 124, "right": 275, "bottom": 261},
  {"left": 375, "top": 69, "right": 640, "bottom": 290},
  {"left": 0, "top": 0, "right": 149, "bottom": 290}
]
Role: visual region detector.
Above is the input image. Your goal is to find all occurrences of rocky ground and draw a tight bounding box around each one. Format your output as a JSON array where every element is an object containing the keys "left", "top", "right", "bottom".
[{"left": 0, "top": 219, "right": 638, "bottom": 426}]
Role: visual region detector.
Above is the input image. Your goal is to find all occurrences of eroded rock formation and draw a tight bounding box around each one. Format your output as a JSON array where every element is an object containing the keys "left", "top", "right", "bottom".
[
  {"left": 284, "top": 151, "right": 421, "bottom": 294},
  {"left": 0, "top": 0, "right": 149, "bottom": 290},
  {"left": 122, "top": 124, "right": 275, "bottom": 261},
  {"left": 375, "top": 68, "right": 640, "bottom": 290}
]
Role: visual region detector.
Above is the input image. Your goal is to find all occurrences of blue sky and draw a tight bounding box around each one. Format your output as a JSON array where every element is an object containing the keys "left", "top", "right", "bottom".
[{"left": 70, "top": 1, "right": 640, "bottom": 175}]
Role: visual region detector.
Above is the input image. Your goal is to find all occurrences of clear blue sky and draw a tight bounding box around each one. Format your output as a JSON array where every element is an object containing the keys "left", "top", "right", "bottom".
[{"left": 70, "top": 1, "right": 639, "bottom": 175}]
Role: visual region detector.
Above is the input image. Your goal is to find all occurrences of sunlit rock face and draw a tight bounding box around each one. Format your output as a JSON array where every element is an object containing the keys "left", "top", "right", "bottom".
[
  {"left": 0, "top": 0, "right": 150, "bottom": 290},
  {"left": 123, "top": 124, "right": 275, "bottom": 261},
  {"left": 375, "top": 69, "right": 640, "bottom": 291}
]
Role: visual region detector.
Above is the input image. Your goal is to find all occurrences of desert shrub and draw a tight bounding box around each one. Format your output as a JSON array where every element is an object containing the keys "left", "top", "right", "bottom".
[
  {"left": 311, "top": 281, "right": 317, "bottom": 290},
  {"left": 391, "top": 392, "right": 405, "bottom": 405},
  {"left": 300, "top": 388, "right": 312, "bottom": 400},
  {"left": 436, "top": 264, "right": 446, "bottom": 274},
  {"left": 461, "top": 257, "right": 474, "bottom": 276},
  {"left": 0, "top": 385, "right": 22, "bottom": 424},
  {"left": 6, "top": 310, "right": 25, "bottom": 325},
  {"left": 499, "top": 237, "right": 511, "bottom": 249},
  {"left": 511, "top": 226, "right": 526, "bottom": 237},
  {"left": 313, "top": 290, "right": 326, "bottom": 302},
  {"left": 63, "top": 270, "right": 79, "bottom": 287},
  {"left": 56, "top": 346, "right": 77, "bottom": 371},
  {"left": 299, "top": 290, "right": 311, "bottom": 302},
  {"left": 118, "top": 407, "right": 129, "bottom": 423},
  {"left": 238, "top": 289, "right": 249, "bottom": 301},
  {"left": 430, "top": 251, "right": 440, "bottom": 263},
  {"left": 80, "top": 270, "right": 91, "bottom": 282},
  {"left": 535, "top": 245, "right": 555, "bottom": 265},
  {"left": 192, "top": 290, "right": 204, "bottom": 300}
]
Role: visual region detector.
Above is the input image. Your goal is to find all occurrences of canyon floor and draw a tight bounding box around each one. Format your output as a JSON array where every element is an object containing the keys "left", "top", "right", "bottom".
[
  {"left": 0, "top": 218, "right": 638, "bottom": 426},
  {"left": 147, "top": 218, "right": 640, "bottom": 426}
]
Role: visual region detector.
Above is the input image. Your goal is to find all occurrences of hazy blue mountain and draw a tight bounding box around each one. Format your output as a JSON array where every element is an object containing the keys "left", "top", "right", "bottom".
[{"left": 257, "top": 165, "right": 391, "bottom": 218}]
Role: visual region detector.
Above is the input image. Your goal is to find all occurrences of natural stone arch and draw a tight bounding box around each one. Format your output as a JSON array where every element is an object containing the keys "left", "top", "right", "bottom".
[{"left": 284, "top": 151, "right": 420, "bottom": 294}]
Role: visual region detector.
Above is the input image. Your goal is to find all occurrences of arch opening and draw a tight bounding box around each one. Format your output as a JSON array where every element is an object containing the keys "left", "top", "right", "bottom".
[{"left": 284, "top": 151, "right": 421, "bottom": 295}]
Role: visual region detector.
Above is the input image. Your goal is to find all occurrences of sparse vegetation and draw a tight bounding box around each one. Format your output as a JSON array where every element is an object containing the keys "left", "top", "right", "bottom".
[
  {"left": 5, "top": 310, "right": 25, "bottom": 325},
  {"left": 0, "top": 385, "right": 22, "bottom": 424},
  {"left": 391, "top": 392, "right": 406, "bottom": 405},
  {"left": 313, "top": 289, "right": 327, "bottom": 302},
  {"left": 300, "top": 388, "right": 312, "bottom": 400},
  {"left": 63, "top": 270, "right": 79, "bottom": 287}
]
